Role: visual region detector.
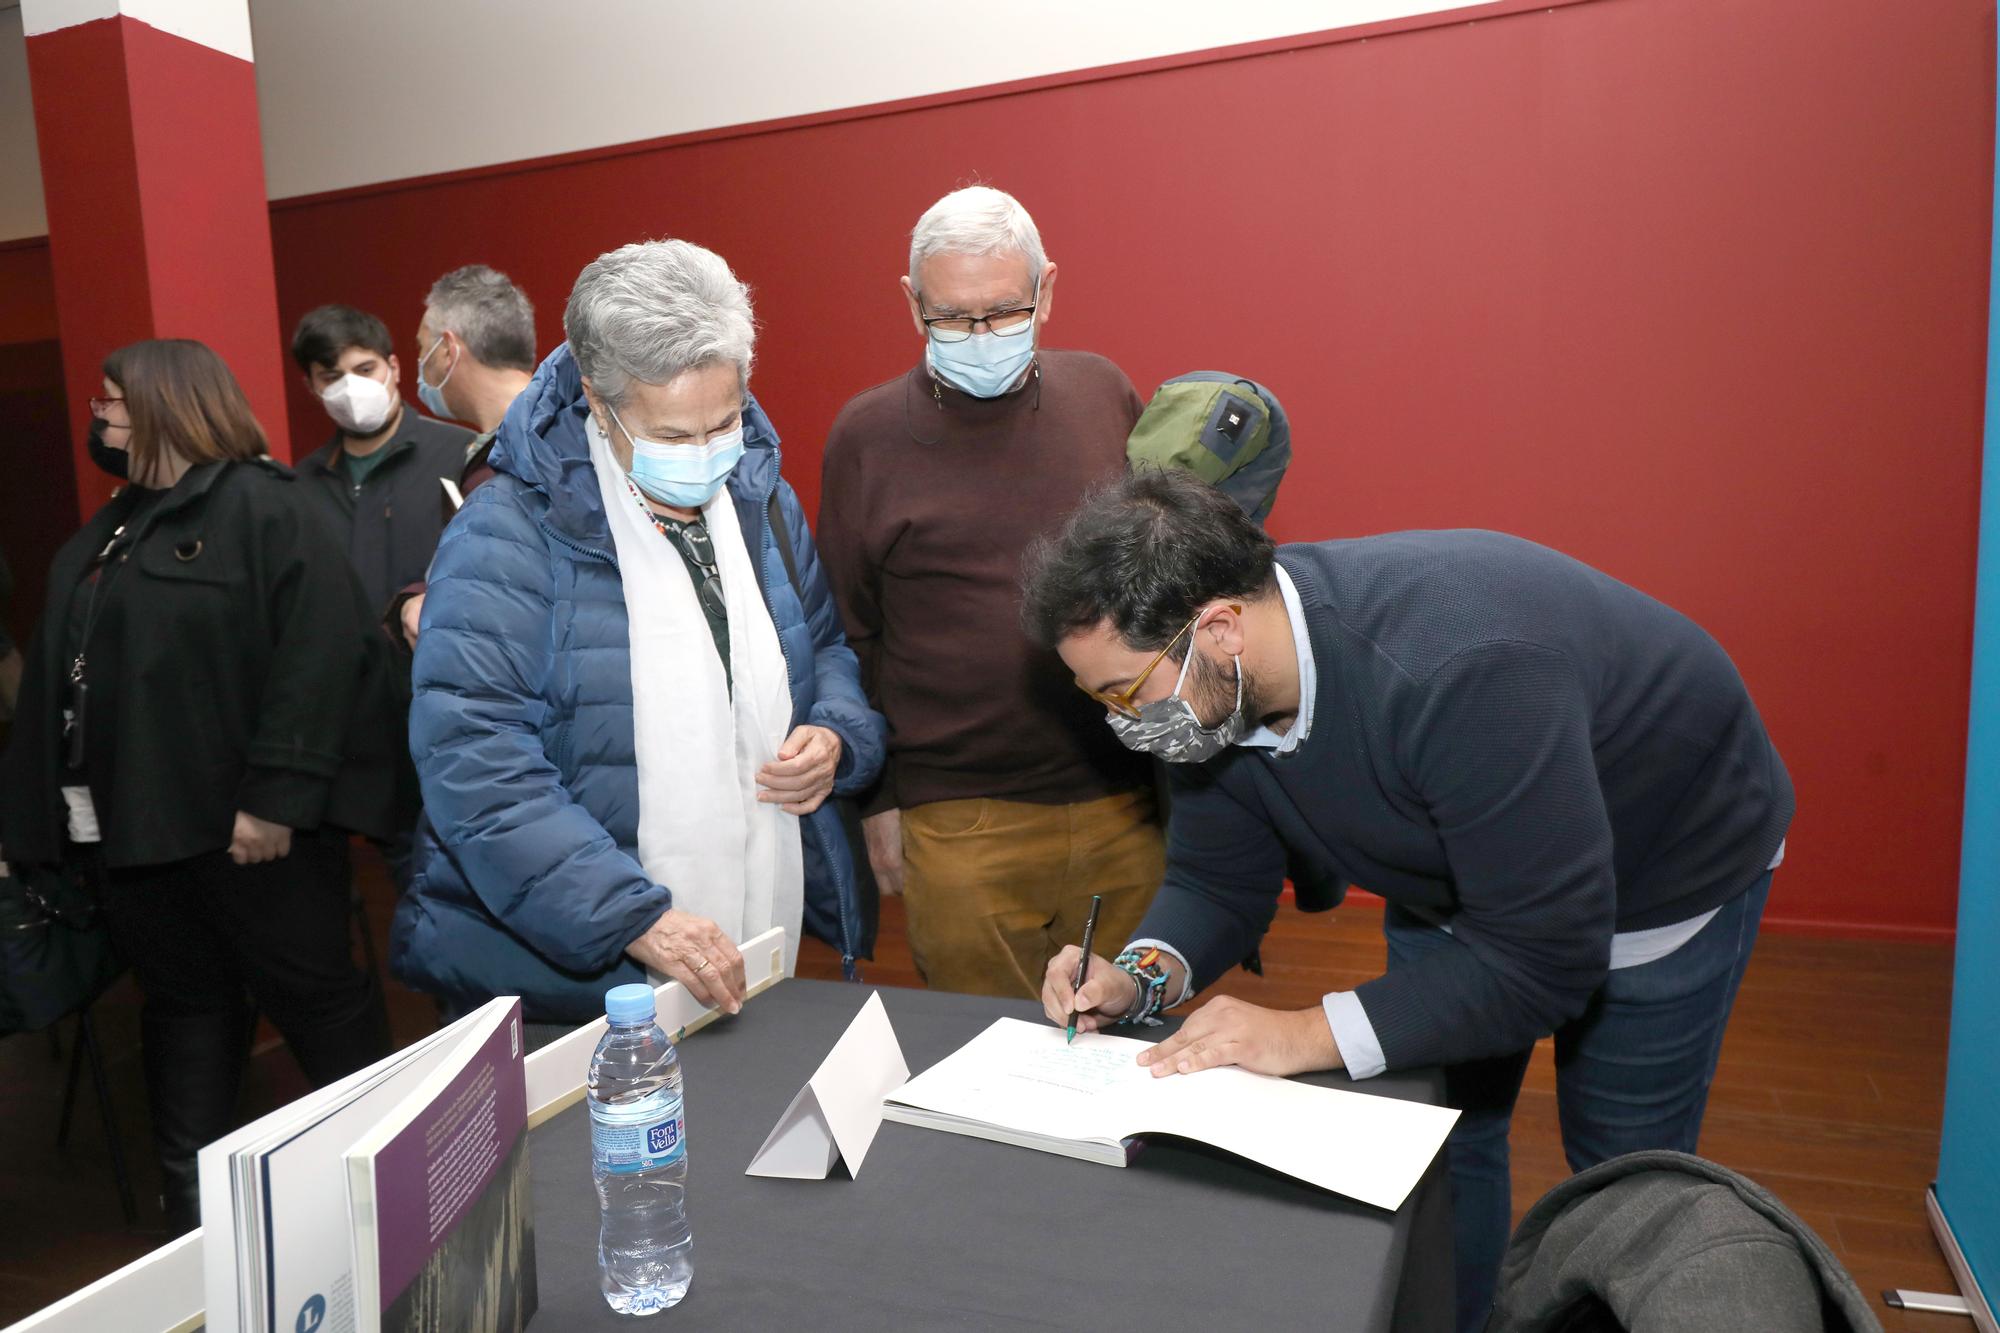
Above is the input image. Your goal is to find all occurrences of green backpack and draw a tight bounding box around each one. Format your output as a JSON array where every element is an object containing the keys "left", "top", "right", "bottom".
[
  {"left": 1125, "top": 372, "right": 1344, "bottom": 922},
  {"left": 1125, "top": 372, "right": 1291, "bottom": 526}
]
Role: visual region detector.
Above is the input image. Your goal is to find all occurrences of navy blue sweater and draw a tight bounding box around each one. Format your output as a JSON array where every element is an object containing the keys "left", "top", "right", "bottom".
[{"left": 1136, "top": 533, "right": 1793, "bottom": 1071}]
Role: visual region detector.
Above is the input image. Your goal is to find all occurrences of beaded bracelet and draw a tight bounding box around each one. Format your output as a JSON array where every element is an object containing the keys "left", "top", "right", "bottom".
[{"left": 1112, "top": 946, "right": 1171, "bottom": 1027}]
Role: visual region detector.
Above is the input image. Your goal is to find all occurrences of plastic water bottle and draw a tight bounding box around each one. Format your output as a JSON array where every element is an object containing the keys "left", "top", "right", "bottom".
[{"left": 589, "top": 983, "right": 693, "bottom": 1314}]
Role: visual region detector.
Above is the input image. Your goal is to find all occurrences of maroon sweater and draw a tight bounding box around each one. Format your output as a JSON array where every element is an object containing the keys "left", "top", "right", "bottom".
[{"left": 817, "top": 351, "right": 1152, "bottom": 813}]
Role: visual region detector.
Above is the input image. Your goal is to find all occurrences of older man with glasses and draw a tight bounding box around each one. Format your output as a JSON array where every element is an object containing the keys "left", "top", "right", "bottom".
[{"left": 816, "top": 185, "right": 1164, "bottom": 999}]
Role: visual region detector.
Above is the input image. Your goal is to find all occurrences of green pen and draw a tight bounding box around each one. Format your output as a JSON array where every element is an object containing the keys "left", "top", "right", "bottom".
[{"left": 1065, "top": 894, "right": 1104, "bottom": 1045}]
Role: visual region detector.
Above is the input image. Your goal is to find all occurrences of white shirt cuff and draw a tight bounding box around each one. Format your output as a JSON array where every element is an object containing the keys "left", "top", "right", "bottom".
[
  {"left": 1323, "top": 990, "right": 1388, "bottom": 1080},
  {"left": 1123, "top": 938, "right": 1196, "bottom": 1007}
]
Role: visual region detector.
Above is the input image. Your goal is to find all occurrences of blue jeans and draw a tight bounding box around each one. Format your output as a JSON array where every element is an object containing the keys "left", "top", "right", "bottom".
[{"left": 1384, "top": 872, "right": 1771, "bottom": 1333}]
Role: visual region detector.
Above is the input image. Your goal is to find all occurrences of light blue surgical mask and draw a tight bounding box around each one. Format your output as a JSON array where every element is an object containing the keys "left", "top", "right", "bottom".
[
  {"left": 612, "top": 405, "right": 745, "bottom": 508},
  {"left": 416, "top": 335, "right": 456, "bottom": 419},
  {"left": 926, "top": 323, "right": 1037, "bottom": 398}
]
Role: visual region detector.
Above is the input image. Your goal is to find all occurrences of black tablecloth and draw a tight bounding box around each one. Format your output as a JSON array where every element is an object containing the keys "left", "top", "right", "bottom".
[{"left": 527, "top": 980, "right": 1452, "bottom": 1331}]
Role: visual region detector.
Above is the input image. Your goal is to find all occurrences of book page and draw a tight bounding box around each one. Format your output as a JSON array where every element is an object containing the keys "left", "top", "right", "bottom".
[
  {"left": 886, "top": 1017, "right": 1461, "bottom": 1211},
  {"left": 1112, "top": 1058, "right": 1460, "bottom": 1211},
  {"left": 347, "top": 1000, "right": 535, "bottom": 1333},
  {"left": 887, "top": 1019, "right": 1161, "bottom": 1144},
  {"left": 199, "top": 1023, "right": 465, "bottom": 1333},
  {"left": 259, "top": 1016, "right": 496, "bottom": 1333}
]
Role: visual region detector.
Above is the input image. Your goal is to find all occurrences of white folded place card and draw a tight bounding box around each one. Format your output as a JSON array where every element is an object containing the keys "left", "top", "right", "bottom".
[{"left": 746, "top": 990, "right": 909, "bottom": 1180}]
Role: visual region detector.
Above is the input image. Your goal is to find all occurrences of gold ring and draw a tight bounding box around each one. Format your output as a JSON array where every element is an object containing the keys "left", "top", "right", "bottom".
[{"left": 696, "top": 958, "right": 713, "bottom": 971}]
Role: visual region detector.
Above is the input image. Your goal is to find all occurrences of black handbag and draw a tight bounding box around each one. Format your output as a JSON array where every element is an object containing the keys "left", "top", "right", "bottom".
[{"left": 0, "top": 859, "right": 126, "bottom": 1037}]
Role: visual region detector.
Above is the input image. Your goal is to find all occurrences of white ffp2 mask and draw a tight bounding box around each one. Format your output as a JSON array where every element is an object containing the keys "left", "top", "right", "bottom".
[{"left": 321, "top": 371, "right": 395, "bottom": 436}]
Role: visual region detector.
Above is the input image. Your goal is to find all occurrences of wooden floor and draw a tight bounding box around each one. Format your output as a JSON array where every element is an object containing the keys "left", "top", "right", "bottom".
[{"left": 0, "top": 846, "right": 1960, "bottom": 1328}]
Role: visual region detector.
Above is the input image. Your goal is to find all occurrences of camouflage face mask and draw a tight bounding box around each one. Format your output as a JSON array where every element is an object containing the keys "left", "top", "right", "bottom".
[{"left": 1106, "top": 646, "right": 1247, "bottom": 763}]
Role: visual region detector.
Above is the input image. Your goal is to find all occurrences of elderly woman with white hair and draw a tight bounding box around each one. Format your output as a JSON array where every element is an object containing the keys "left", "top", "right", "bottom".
[{"left": 393, "top": 239, "right": 885, "bottom": 1023}]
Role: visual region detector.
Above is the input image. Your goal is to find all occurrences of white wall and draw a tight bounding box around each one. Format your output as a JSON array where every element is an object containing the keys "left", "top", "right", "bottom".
[
  {"left": 21, "top": 0, "right": 253, "bottom": 59},
  {"left": 0, "top": 6, "right": 48, "bottom": 240},
  {"left": 0, "top": 0, "right": 1486, "bottom": 241},
  {"left": 249, "top": 0, "right": 1483, "bottom": 199}
]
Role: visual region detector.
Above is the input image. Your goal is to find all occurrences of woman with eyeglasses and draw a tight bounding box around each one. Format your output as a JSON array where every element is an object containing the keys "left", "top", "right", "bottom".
[
  {"left": 0, "top": 339, "right": 398, "bottom": 1232},
  {"left": 393, "top": 239, "right": 885, "bottom": 1027}
]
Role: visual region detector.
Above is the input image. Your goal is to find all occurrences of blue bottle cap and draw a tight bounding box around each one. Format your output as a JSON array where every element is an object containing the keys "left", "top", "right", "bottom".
[{"left": 605, "top": 983, "right": 657, "bottom": 1027}]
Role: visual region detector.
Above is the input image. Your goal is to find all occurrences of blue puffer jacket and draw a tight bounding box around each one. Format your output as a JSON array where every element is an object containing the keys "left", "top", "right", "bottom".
[{"left": 391, "top": 345, "right": 886, "bottom": 1021}]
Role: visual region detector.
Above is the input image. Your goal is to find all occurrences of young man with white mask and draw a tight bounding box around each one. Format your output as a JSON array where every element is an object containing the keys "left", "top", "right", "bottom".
[
  {"left": 816, "top": 186, "right": 1164, "bottom": 1000},
  {"left": 290, "top": 304, "right": 474, "bottom": 614}
]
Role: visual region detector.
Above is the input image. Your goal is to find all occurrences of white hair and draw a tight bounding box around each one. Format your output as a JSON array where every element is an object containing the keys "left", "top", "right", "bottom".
[
  {"left": 907, "top": 186, "right": 1046, "bottom": 296},
  {"left": 563, "top": 238, "right": 755, "bottom": 407}
]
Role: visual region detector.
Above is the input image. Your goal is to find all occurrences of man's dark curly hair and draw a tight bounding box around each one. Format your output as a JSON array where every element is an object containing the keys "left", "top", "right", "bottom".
[
  {"left": 1021, "top": 468, "right": 1277, "bottom": 656},
  {"left": 289, "top": 303, "right": 393, "bottom": 374}
]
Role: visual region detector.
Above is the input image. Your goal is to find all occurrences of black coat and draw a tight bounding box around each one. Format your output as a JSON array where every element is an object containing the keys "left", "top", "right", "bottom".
[
  {"left": 0, "top": 459, "right": 401, "bottom": 869},
  {"left": 295, "top": 404, "right": 475, "bottom": 613}
]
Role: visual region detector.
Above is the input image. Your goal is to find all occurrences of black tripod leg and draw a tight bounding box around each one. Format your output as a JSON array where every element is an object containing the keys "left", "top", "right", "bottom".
[
  {"left": 80, "top": 1010, "right": 139, "bottom": 1225},
  {"left": 56, "top": 1012, "right": 86, "bottom": 1149}
]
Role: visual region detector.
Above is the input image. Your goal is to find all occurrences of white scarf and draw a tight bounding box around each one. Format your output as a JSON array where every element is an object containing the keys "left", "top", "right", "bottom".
[{"left": 588, "top": 415, "right": 803, "bottom": 976}]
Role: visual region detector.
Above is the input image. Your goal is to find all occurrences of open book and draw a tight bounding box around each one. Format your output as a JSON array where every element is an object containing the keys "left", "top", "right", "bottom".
[
  {"left": 199, "top": 998, "right": 534, "bottom": 1333},
  {"left": 347, "top": 1000, "right": 535, "bottom": 1333},
  {"left": 882, "top": 1017, "right": 1458, "bottom": 1211}
]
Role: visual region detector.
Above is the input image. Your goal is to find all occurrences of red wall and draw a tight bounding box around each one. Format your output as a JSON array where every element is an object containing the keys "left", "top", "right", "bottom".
[
  {"left": 0, "top": 241, "right": 71, "bottom": 662},
  {"left": 0, "top": 339, "right": 78, "bottom": 655},
  {"left": 14, "top": 0, "right": 1994, "bottom": 935},
  {"left": 0, "top": 240, "right": 58, "bottom": 346},
  {"left": 26, "top": 15, "right": 290, "bottom": 503},
  {"left": 120, "top": 18, "right": 291, "bottom": 460}
]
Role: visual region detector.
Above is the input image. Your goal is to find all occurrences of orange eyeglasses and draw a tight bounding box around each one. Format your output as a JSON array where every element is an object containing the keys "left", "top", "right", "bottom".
[{"left": 1075, "top": 604, "right": 1241, "bottom": 719}]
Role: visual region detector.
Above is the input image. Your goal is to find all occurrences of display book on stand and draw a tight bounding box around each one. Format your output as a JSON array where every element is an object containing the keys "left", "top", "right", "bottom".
[{"left": 197, "top": 997, "right": 537, "bottom": 1333}]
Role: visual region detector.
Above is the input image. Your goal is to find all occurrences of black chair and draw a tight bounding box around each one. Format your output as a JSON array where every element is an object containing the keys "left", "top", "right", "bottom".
[
  {"left": 52, "top": 1004, "right": 138, "bottom": 1224},
  {"left": 5, "top": 858, "right": 135, "bottom": 1225},
  {"left": 1487, "top": 1150, "right": 1882, "bottom": 1332},
  {"left": 25, "top": 852, "right": 383, "bottom": 1231}
]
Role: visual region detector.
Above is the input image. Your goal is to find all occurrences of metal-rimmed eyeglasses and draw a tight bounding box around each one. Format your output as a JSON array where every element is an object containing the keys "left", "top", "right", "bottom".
[{"left": 918, "top": 301, "right": 1037, "bottom": 343}]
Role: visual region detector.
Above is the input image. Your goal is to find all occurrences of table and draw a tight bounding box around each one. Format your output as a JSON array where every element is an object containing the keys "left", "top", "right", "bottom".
[{"left": 527, "top": 980, "right": 1453, "bottom": 1331}]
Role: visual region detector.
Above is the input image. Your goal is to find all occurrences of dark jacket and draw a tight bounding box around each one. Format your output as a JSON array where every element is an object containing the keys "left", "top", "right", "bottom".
[
  {"left": 1138, "top": 534, "right": 1793, "bottom": 1071},
  {"left": 455, "top": 429, "right": 498, "bottom": 517},
  {"left": 0, "top": 548, "right": 14, "bottom": 660},
  {"left": 384, "top": 427, "right": 501, "bottom": 642},
  {"left": 0, "top": 460, "right": 401, "bottom": 869},
  {"left": 1490, "top": 1151, "right": 1882, "bottom": 1332},
  {"left": 295, "top": 403, "right": 474, "bottom": 612},
  {"left": 391, "top": 345, "right": 887, "bottom": 1022}
]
